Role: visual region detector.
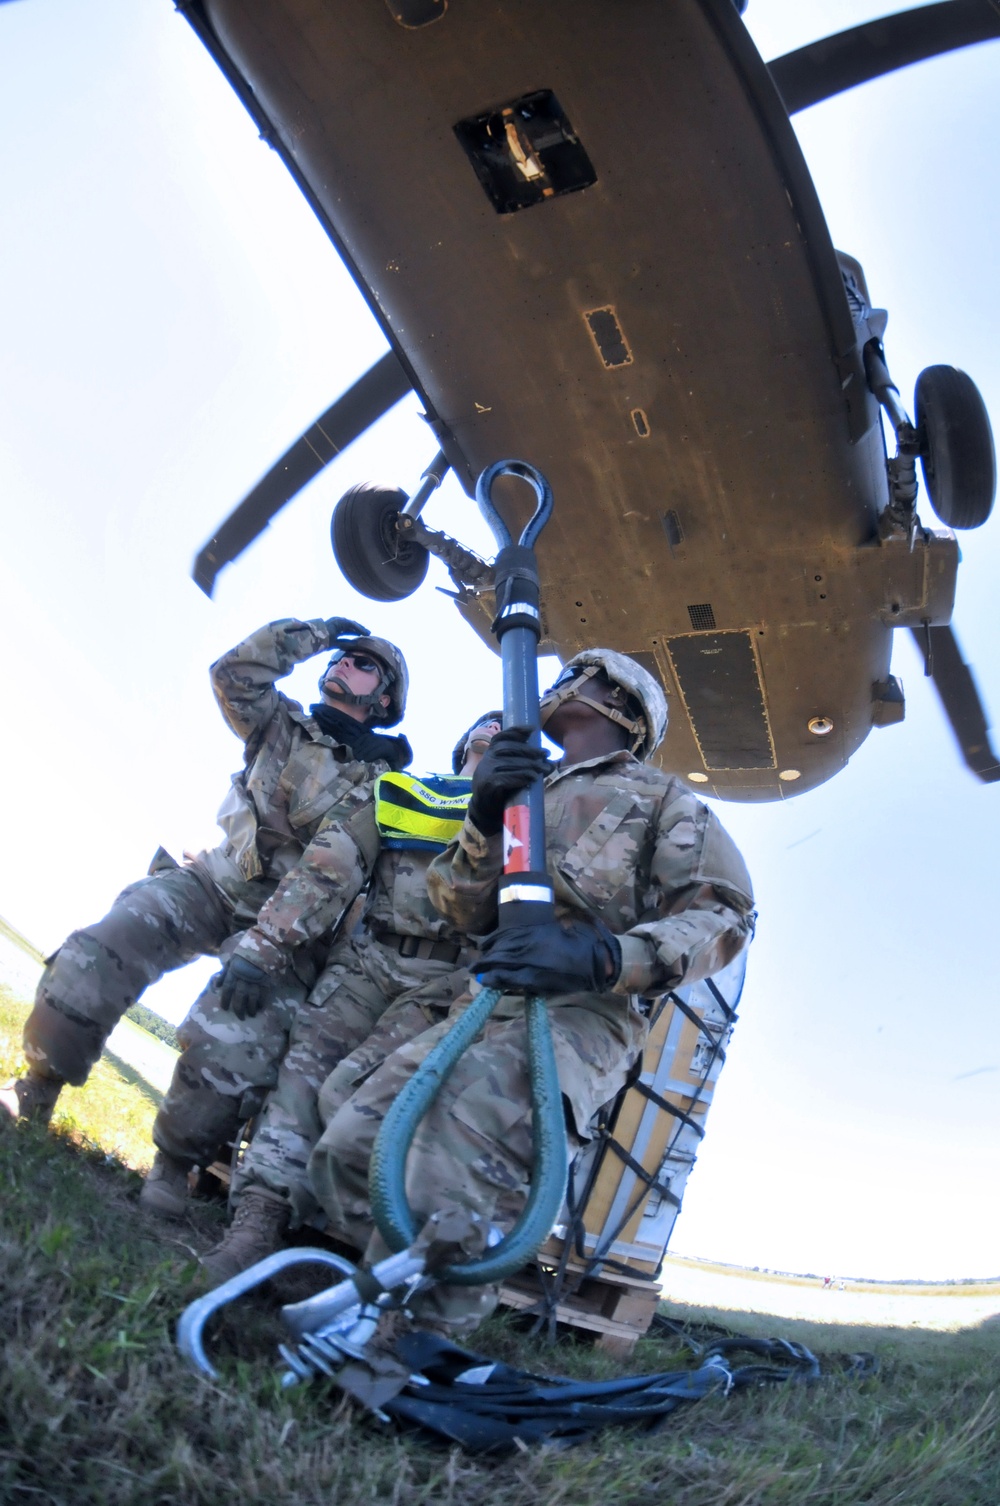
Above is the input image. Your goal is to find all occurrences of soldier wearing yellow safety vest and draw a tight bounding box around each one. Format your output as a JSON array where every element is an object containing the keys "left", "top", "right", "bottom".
[{"left": 196, "top": 711, "right": 502, "bottom": 1285}]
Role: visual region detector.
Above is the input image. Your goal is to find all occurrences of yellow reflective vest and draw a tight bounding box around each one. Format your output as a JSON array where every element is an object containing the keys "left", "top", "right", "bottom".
[{"left": 374, "top": 773, "right": 472, "bottom": 850}]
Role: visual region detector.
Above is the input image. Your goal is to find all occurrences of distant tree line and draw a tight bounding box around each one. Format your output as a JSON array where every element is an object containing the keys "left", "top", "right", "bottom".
[{"left": 124, "top": 1003, "right": 179, "bottom": 1053}]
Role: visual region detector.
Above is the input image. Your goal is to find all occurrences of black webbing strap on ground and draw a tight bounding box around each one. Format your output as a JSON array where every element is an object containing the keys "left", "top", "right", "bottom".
[{"left": 359, "top": 1327, "right": 822, "bottom": 1452}]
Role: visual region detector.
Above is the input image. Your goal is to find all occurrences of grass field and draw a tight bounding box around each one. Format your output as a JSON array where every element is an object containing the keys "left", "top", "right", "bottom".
[{"left": 2, "top": 984, "right": 999, "bottom": 1504}]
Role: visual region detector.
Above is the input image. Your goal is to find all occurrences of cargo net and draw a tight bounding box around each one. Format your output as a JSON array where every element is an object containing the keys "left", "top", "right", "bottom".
[{"left": 521, "top": 964, "right": 742, "bottom": 1334}]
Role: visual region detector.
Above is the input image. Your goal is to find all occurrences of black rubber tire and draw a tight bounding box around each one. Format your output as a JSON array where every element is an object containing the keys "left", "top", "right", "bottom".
[
  {"left": 331, "top": 482, "right": 429, "bottom": 602},
  {"left": 915, "top": 365, "right": 996, "bottom": 530}
]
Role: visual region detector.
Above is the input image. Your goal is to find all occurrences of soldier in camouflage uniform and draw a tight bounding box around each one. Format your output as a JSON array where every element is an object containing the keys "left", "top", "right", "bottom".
[
  {"left": 0, "top": 617, "right": 410, "bottom": 1152},
  {"left": 309, "top": 650, "right": 754, "bottom": 1339},
  {"left": 197, "top": 713, "right": 502, "bottom": 1284},
  {"left": 137, "top": 626, "right": 413, "bottom": 1214}
]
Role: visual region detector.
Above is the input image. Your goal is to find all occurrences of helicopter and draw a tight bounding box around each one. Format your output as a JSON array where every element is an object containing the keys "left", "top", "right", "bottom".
[{"left": 183, "top": 0, "right": 1000, "bottom": 802}]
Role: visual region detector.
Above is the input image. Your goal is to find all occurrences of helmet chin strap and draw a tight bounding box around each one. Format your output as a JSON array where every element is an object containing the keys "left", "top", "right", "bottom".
[
  {"left": 540, "top": 665, "right": 646, "bottom": 754},
  {"left": 322, "top": 664, "right": 393, "bottom": 718}
]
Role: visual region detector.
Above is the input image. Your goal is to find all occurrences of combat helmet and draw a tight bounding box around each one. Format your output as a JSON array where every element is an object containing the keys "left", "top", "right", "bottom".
[
  {"left": 540, "top": 649, "right": 667, "bottom": 760},
  {"left": 450, "top": 710, "right": 503, "bottom": 774},
  {"left": 320, "top": 636, "right": 409, "bottom": 727}
]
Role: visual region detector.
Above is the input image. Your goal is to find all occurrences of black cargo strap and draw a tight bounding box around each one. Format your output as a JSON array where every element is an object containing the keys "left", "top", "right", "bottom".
[
  {"left": 336, "top": 1327, "right": 824, "bottom": 1452},
  {"left": 379, "top": 931, "right": 465, "bottom": 965},
  {"left": 518, "top": 987, "right": 735, "bottom": 1319},
  {"left": 351, "top": 1267, "right": 393, "bottom": 1305},
  {"left": 704, "top": 974, "right": 738, "bottom": 1024},
  {"left": 666, "top": 992, "right": 727, "bottom": 1054},
  {"left": 631, "top": 1080, "right": 706, "bottom": 1138},
  {"left": 604, "top": 1140, "right": 682, "bottom": 1210}
]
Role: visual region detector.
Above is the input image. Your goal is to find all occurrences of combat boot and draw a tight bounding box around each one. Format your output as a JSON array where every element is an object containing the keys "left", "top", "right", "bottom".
[
  {"left": 0, "top": 1070, "right": 64, "bottom": 1125},
  {"left": 139, "top": 1150, "right": 193, "bottom": 1218},
  {"left": 199, "top": 1188, "right": 289, "bottom": 1287}
]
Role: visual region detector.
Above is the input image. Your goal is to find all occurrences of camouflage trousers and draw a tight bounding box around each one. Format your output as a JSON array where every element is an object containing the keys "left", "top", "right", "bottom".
[
  {"left": 150, "top": 962, "right": 318, "bottom": 1168},
  {"left": 230, "top": 937, "right": 470, "bottom": 1225},
  {"left": 23, "top": 865, "right": 237, "bottom": 1087},
  {"left": 308, "top": 988, "right": 647, "bottom": 1338}
]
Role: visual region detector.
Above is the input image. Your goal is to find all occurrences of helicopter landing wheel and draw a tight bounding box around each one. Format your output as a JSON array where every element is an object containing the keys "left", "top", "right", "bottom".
[
  {"left": 331, "top": 482, "right": 429, "bottom": 602},
  {"left": 915, "top": 365, "right": 996, "bottom": 530}
]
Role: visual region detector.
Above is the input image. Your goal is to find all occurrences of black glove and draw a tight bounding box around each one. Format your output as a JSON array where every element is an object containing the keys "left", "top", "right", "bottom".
[
  {"left": 215, "top": 956, "right": 276, "bottom": 1020},
  {"left": 324, "top": 616, "right": 371, "bottom": 647},
  {"left": 476, "top": 918, "right": 622, "bottom": 995},
  {"left": 467, "top": 726, "right": 552, "bottom": 836}
]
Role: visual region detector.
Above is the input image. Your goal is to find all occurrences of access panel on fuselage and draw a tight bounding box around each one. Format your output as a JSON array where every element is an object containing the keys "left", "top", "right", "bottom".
[{"left": 204, "top": 0, "right": 891, "bottom": 798}]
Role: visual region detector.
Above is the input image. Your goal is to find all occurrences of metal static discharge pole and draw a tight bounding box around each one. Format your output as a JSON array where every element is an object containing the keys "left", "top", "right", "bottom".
[
  {"left": 479, "top": 459, "right": 556, "bottom": 929},
  {"left": 366, "top": 460, "right": 569, "bottom": 1286}
]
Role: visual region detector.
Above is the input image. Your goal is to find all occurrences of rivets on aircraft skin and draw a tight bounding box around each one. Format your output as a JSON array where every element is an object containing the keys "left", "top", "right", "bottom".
[
  {"left": 808, "top": 717, "right": 834, "bottom": 736},
  {"left": 779, "top": 769, "right": 801, "bottom": 781}
]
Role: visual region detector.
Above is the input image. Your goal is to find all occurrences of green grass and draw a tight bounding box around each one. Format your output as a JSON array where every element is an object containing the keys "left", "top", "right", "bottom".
[
  {"left": 1, "top": 984, "right": 163, "bottom": 1171},
  {"left": 2, "top": 984, "right": 999, "bottom": 1503}
]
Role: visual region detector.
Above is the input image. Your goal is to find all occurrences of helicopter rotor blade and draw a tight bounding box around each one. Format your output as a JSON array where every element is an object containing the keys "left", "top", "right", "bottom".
[
  {"left": 912, "top": 624, "right": 1000, "bottom": 783},
  {"left": 192, "top": 350, "right": 412, "bottom": 597},
  {"left": 769, "top": 1, "right": 1000, "bottom": 115}
]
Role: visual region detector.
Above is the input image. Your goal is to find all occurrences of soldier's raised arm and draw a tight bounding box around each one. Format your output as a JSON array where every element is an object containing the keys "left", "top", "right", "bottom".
[
  {"left": 612, "top": 787, "right": 755, "bottom": 996},
  {"left": 211, "top": 616, "right": 366, "bottom": 743}
]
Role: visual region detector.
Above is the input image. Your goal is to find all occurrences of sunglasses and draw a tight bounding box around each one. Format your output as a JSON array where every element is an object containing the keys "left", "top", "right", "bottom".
[{"left": 328, "top": 651, "right": 387, "bottom": 678}]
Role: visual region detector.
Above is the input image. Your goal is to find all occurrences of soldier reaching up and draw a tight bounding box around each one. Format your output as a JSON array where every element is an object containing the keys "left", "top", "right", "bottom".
[
  {"left": 1, "top": 618, "right": 410, "bottom": 1129},
  {"left": 309, "top": 650, "right": 755, "bottom": 1341}
]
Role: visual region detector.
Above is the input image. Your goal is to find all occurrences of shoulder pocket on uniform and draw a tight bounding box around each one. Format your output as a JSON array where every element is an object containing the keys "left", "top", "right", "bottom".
[
  {"left": 693, "top": 811, "right": 755, "bottom": 909},
  {"left": 339, "top": 799, "right": 381, "bottom": 874},
  {"left": 557, "top": 790, "right": 637, "bottom": 907}
]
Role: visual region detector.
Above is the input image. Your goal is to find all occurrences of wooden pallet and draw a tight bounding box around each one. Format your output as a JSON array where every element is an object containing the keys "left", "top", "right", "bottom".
[{"left": 499, "top": 1262, "right": 661, "bottom": 1357}]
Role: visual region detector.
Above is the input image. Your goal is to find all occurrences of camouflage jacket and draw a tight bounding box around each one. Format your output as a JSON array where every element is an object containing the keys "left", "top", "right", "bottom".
[
  {"left": 426, "top": 750, "right": 755, "bottom": 1019},
  {"left": 234, "top": 779, "right": 470, "bottom": 972},
  {"left": 192, "top": 619, "right": 386, "bottom": 917}
]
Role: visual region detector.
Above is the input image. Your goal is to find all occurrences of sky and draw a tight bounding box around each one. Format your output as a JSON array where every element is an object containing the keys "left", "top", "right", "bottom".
[{"left": 1, "top": 0, "right": 998, "bottom": 1282}]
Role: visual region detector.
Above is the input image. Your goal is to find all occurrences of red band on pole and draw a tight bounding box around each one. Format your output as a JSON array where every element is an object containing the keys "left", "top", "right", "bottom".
[{"left": 502, "top": 805, "right": 532, "bottom": 873}]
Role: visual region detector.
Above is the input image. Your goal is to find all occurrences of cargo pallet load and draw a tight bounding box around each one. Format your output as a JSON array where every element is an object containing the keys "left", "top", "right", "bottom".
[
  {"left": 500, "top": 953, "right": 747, "bottom": 1355},
  {"left": 210, "top": 951, "right": 747, "bottom": 1355}
]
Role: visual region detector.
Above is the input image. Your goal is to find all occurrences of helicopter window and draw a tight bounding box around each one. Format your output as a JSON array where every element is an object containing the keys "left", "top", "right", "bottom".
[
  {"left": 661, "top": 510, "right": 684, "bottom": 550},
  {"left": 384, "top": 0, "right": 445, "bottom": 26},
  {"left": 584, "top": 307, "right": 633, "bottom": 370},
  {"left": 454, "top": 90, "right": 597, "bottom": 215}
]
